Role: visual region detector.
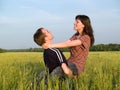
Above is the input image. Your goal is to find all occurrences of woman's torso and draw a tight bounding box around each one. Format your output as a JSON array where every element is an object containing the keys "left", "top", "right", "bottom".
[{"left": 68, "top": 34, "right": 90, "bottom": 75}]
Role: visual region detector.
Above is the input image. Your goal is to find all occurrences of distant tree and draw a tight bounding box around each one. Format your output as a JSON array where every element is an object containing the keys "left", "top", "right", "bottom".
[
  {"left": 90, "top": 44, "right": 120, "bottom": 51},
  {"left": 3, "top": 44, "right": 120, "bottom": 52},
  {"left": 0, "top": 48, "right": 6, "bottom": 53}
]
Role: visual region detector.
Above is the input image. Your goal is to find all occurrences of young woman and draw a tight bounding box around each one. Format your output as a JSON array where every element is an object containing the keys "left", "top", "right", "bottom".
[{"left": 42, "top": 15, "right": 95, "bottom": 77}]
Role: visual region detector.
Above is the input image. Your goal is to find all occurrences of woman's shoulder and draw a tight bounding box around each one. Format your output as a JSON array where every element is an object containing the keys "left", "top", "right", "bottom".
[
  {"left": 80, "top": 34, "right": 90, "bottom": 42},
  {"left": 82, "top": 34, "right": 90, "bottom": 38},
  {"left": 70, "top": 34, "right": 90, "bottom": 41}
]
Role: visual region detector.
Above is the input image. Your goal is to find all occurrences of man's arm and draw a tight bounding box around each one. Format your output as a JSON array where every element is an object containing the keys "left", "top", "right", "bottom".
[{"left": 61, "top": 63, "right": 77, "bottom": 79}]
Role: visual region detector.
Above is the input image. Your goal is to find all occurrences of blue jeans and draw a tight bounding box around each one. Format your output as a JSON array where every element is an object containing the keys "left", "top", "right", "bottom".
[{"left": 50, "top": 62, "right": 78, "bottom": 77}]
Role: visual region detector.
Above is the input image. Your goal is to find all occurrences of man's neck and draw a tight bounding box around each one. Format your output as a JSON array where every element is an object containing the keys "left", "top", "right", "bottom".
[{"left": 45, "top": 40, "right": 52, "bottom": 44}]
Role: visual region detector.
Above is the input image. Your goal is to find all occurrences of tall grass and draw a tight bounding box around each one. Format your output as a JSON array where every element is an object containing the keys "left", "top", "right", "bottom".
[{"left": 0, "top": 52, "right": 120, "bottom": 90}]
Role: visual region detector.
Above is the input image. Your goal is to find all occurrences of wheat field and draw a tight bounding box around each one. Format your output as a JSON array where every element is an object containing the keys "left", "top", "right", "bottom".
[{"left": 0, "top": 52, "right": 120, "bottom": 90}]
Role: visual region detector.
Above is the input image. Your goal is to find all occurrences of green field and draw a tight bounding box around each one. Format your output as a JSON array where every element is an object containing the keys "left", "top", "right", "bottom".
[{"left": 0, "top": 52, "right": 120, "bottom": 90}]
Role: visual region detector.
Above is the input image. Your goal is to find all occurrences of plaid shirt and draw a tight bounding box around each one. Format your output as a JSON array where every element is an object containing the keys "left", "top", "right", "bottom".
[{"left": 68, "top": 34, "right": 90, "bottom": 75}]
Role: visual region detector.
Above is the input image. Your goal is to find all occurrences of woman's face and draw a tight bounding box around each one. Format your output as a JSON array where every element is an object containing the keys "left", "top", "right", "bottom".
[
  {"left": 74, "top": 19, "right": 84, "bottom": 32},
  {"left": 42, "top": 28, "right": 54, "bottom": 41}
]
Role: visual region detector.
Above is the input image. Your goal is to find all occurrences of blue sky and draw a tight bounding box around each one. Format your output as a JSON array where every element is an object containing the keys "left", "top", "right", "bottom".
[{"left": 0, "top": 0, "right": 120, "bottom": 49}]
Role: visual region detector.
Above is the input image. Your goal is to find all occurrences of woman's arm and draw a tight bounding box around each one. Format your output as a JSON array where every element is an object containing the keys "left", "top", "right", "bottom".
[
  {"left": 43, "top": 39, "right": 82, "bottom": 49},
  {"left": 61, "top": 63, "right": 77, "bottom": 78}
]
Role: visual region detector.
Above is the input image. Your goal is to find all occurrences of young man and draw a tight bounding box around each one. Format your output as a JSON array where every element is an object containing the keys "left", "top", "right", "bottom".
[{"left": 33, "top": 27, "right": 76, "bottom": 78}]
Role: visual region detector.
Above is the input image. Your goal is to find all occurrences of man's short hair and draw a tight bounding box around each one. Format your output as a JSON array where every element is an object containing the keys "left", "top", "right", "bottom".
[{"left": 33, "top": 28, "right": 46, "bottom": 46}]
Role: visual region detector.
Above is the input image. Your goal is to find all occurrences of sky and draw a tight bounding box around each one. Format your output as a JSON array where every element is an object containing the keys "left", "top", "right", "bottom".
[{"left": 0, "top": 0, "right": 120, "bottom": 49}]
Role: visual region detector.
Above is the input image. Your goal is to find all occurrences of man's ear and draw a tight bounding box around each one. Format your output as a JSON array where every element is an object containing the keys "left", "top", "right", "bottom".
[
  {"left": 44, "top": 37, "right": 47, "bottom": 41},
  {"left": 44, "top": 37, "right": 49, "bottom": 42}
]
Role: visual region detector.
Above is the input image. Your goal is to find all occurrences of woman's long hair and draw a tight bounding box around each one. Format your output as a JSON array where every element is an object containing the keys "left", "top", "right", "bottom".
[{"left": 75, "top": 15, "right": 95, "bottom": 46}]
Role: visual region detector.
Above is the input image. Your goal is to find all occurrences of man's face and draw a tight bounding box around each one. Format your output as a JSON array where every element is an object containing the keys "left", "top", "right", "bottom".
[{"left": 42, "top": 28, "right": 54, "bottom": 41}]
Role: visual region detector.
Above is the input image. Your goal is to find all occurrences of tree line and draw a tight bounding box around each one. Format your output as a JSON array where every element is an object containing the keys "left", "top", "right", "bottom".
[
  {"left": 0, "top": 44, "right": 120, "bottom": 53},
  {"left": 90, "top": 44, "right": 120, "bottom": 51}
]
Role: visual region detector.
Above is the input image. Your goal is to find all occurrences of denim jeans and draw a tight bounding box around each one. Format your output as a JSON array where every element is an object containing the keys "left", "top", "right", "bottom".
[{"left": 50, "top": 62, "right": 78, "bottom": 77}]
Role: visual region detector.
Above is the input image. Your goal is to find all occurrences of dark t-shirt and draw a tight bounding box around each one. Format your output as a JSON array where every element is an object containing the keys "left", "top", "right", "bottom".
[{"left": 44, "top": 48, "right": 67, "bottom": 73}]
